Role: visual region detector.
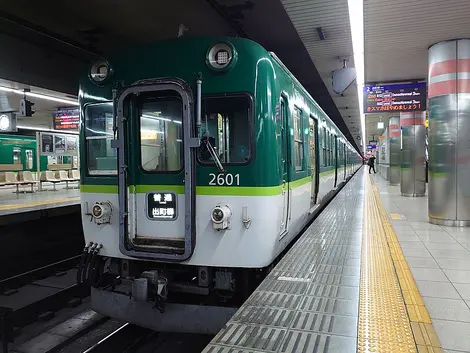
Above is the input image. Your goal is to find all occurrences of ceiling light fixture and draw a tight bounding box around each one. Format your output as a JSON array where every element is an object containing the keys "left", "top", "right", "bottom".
[
  {"left": 16, "top": 125, "right": 79, "bottom": 135},
  {"left": 0, "top": 86, "right": 77, "bottom": 105},
  {"left": 316, "top": 27, "right": 326, "bottom": 41},
  {"left": 347, "top": 0, "right": 365, "bottom": 152}
]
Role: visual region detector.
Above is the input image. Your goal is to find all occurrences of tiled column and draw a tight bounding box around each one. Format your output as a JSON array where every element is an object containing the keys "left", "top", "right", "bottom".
[
  {"left": 400, "top": 112, "right": 426, "bottom": 197},
  {"left": 389, "top": 116, "right": 401, "bottom": 185},
  {"left": 428, "top": 39, "right": 470, "bottom": 226}
]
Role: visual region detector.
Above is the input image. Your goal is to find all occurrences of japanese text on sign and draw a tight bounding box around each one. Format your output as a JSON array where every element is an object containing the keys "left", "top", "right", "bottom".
[
  {"left": 364, "top": 82, "right": 426, "bottom": 114},
  {"left": 147, "top": 192, "right": 177, "bottom": 220},
  {"left": 53, "top": 108, "right": 80, "bottom": 130}
]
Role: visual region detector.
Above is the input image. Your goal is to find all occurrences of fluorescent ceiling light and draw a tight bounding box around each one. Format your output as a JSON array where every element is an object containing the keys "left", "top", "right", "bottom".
[
  {"left": 0, "top": 86, "right": 77, "bottom": 105},
  {"left": 17, "top": 125, "right": 79, "bottom": 135},
  {"left": 347, "top": 0, "right": 365, "bottom": 153}
]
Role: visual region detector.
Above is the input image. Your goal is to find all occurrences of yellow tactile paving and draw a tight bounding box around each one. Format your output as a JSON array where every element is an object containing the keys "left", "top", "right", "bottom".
[
  {"left": 358, "top": 175, "right": 443, "bottom": 353},
  {"left": 0, "top": 197, "right": 80, "bottom": 211}
]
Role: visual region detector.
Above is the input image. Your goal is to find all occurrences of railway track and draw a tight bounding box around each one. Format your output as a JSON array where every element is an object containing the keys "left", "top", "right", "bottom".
[
  {"left": 0, "top": 255, "right": 88, "bottom": 353},
  {"left": 56, "top": 320, "right": 213, "bottom": 353}
]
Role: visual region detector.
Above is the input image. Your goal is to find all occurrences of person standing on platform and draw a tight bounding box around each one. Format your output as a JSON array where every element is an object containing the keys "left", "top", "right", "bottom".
[{"left": 368, "top": 155, "right": 376, "bottom": 174}]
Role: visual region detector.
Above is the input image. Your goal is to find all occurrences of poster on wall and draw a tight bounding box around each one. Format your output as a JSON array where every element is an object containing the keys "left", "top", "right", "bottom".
[
  {"left": 65, "top": 135, "right": 78, "bottom": 154},
  {"left": 40, "top": 132, "right": 78, "bottom": 156},
  {"left": 54, "top": 135, "right": 66, "bottom": 153},
  {"left": 41, "top": 134, "right": 54, "bottom": 153}
]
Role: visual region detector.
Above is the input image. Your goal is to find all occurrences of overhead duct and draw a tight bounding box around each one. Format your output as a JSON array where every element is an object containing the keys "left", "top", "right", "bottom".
[{"left": 332, "top": 59, "right": 356, "bottom": 95}]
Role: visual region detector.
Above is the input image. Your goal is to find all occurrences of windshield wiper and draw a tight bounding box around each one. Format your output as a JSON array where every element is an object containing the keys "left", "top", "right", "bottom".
[{"left": 204, "top": 139, "right": 226, "bottom": 174}]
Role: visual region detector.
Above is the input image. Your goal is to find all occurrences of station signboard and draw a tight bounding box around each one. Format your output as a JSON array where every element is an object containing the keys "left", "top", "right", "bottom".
[
  {"left": 364, "top": 82, "right": 426, "bottom": 114},
  {"left": 53, "top": 107, "right": 80, "bottom": 131}
]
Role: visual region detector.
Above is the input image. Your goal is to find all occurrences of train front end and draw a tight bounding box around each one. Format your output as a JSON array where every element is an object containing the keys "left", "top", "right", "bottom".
[{"left": 79, "top": 37, "right": 282, "bottom": 332}]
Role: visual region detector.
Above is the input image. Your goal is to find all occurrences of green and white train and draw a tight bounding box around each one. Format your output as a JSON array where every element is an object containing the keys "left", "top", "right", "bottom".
[{"left": 79, "top": 36, "right": 362, "bottom": 332}]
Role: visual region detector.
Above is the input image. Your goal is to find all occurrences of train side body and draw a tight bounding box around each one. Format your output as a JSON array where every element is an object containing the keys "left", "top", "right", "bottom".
[{"left": 79, "top": 37, "right": 361, "bottom": 269}]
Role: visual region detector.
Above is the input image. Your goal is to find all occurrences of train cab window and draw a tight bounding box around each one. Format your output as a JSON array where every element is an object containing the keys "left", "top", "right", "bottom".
[
  {"left": 25, "top": 149, "right": 33, "bottom": 170},
  {"left": 293, "top": 107, "right": 304, "bottom": 171},
  {"left": 139, "top": 95, "right": 183, "bottom": 172},
  {"left": 85, "top": 103, "right": 117, "bottom": 175},
  {"left": 199, "top": 95, "right": 252, "bottom": 164}
]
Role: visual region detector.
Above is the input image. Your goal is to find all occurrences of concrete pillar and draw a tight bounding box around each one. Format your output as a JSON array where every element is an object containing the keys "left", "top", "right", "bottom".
[
  {"left": 400, "top": 112, "right": 426, "bottom": 197},
  {"left": 389, "top": 116, "right": 401, "bottom": 185},
  {"left": 428, "top": 39, "right": 470, "bottom": 226}
]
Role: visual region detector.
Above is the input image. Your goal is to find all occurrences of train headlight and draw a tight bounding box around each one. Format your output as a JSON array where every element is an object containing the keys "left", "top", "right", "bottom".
[
  {"left": 90, "top": 201, "right": 113, "bottom": 225},
  {"left": 211, "top": 204, "right": 232, "bottom": 231},
  {"left": 89, "top": 59, "right": 112, "bottom": 85},
  {"left": 92, "top": 204, "right": 103, "bottom": 218},
  {"left": 206, "top": 42, "right": 238, "bottom": 72}
]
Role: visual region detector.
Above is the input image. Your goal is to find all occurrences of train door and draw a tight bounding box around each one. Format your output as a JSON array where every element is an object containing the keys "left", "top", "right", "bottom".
[
  {"left": 279, "top": 96, "right": 290, "bottom": 238},
  {"left": 115, "top": 81, "right": 197, "bottom": 261},
  {"left": 343, "top": 143, "right": 347, "bottom": 180},
  {"left": 334, "top": 136, "right": 338, "bottom": 187},
  {"left": 309, "top": 115, "right": 318, "bottom": 205}
]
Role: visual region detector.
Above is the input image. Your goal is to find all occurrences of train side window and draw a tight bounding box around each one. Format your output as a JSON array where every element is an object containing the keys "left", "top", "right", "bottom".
[
  {"left": 25, "top": 149, "right": 33, "bottom": 169},
  {"left": 322, "top": 127, "right": 327, "bottom": 167},
  {"left": 198, "top": 95, "right": 252, "bottom": 165},
  {"left": 84, "top": 103, "right": 117, "bottom": 175},
  {"left": 293, "top": 107, "right": 304, "bottom": 171}
]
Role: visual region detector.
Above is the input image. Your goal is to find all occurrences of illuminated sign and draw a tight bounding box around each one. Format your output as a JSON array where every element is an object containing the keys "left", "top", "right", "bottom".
[
  {"left": 0, "top": 113, "right": 17, "bottom": 132},
  {"left": 146, "top": 192, "right": 177, "bottom": 220},
  {"left": 53, "top": 107, "right": 80, "bottom": 130},
  {"left": 364, "top": 82, "right": 426, "bottom": 114},
  {"left": 367, "top": 144, "right": 377, "bottom": 150}
]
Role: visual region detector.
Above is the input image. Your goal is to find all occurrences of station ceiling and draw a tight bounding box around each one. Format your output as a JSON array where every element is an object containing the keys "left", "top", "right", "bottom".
[
  {"left": 0, "top": 0, "right": 362, "bottom": 151},
  {"left": 0, "top": 78, "right": 77, "bottom": 130}
]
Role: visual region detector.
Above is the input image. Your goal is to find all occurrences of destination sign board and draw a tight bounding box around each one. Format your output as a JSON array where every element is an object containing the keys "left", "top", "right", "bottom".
[
  {"left": 364, "top": 82, "right": 426, "bottom": 114},
  {"left": 53, "top": 107, "right": 80, "bottom": 130},
  {"left": 147, "top": 192, "right": 177, "bottom": 220}
]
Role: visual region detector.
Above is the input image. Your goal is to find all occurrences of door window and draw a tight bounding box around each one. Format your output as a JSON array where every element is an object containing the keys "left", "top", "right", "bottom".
[
  {"left": 293, "top": 107, "right": 303, "bottom": 171},
  {"left": 139, "top": 94, "right": 183, "bottom": 172},
  {"left": 13, "top": 148, "right": 21, "bottom": 165},
  {"left": 25, "top": 149, "right": 33, "bottom": 169}
]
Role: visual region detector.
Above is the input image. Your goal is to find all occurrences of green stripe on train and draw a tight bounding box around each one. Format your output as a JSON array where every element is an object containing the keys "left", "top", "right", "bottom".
[{"left": 81, "top": 175, "right": 315, "bottom": 196}]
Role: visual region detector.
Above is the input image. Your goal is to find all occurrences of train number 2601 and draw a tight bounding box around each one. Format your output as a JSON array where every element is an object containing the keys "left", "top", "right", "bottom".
[{"left": 209, "top": 173, "right": 240, "bottom": 186}]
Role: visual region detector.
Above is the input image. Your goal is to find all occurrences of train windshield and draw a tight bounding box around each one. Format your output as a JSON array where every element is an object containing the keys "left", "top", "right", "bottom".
[
  {"left": 199, "top": 95, "right": 251, "bottom": 164},
  {"left": 84, "top": 103, "right": 117, "bottom": 175}
]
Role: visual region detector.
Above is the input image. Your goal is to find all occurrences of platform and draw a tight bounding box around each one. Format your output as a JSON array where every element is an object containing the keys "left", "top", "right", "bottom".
[
  {"left": 202, "top": 167, "right": 470, "bottom": 353},
  {"left": 0, "top": 186, "right": 80, "bottom": 218}
]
